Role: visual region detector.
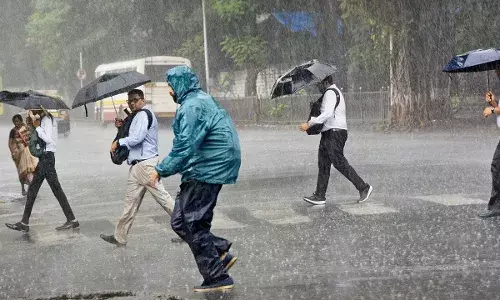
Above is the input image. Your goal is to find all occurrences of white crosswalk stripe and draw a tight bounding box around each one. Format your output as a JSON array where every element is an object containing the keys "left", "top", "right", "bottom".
[
  {"left": 0, "top": 192, "right": 25, "bottom": 204},
  {"left": 415, "top": 194, "right": 487, "bottom": 206},
  {"left": 338, "top": 202, "right": 398, "bottom": 215},
  {"left": 248, "top": 208, "right": 311, "bottom": 225},
  {"left": 212, "top": 210, "right": 247, "bottom": 229}
]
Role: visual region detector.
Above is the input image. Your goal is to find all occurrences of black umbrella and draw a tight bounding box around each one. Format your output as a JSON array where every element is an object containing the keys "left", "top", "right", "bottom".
[
  {"left": 72, "top": 71, "right": 151, "bottom": 116},
  {"left": 443, "top": 48, "right": 500, "bottom": 73},
  {"left": 270, "top": 59, "right": 337, "bottom": 99},
  {"left": 443, "top": 48, "right": 500, "bottom": 89},
  {"left": 0, "top": 90, "right": 69, "bottom": 110}
]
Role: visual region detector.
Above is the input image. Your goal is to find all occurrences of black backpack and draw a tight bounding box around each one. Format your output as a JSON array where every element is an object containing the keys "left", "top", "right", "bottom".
[
  {"left": 110, "top": 109, "right": 153, "bottom": 165},
  {"left": 306, "top": 87, "right": 341, "bottom": 135},
  {"left": 28, "top": 129, "right": 46, "bottom": 158}
]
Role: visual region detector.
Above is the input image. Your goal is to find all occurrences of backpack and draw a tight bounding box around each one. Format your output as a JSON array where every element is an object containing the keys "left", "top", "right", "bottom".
[
  {"left": 28, "top": 130, "right": 46, "bottom": 158},
  {"left": 306, "top": 87, "right": 341, "bottom": 135},
  {"left": 110, "top": 109, "right": 153, "bottom": 165}
]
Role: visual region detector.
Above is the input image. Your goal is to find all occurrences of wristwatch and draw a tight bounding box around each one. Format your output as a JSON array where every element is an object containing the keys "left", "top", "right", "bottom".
[{"left": 492, "top": 107, "right": 495, "bottom": 114}]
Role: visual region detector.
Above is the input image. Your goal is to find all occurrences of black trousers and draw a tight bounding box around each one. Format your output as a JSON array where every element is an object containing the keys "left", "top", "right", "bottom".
[
  {"left": 489, "top": 140, "right": 500, "bottom": 210},
  {"left": 171, "top": 180, "right": 231, "bottom": 284},
  {"left": 21, "top": 152, "right": 75, "bottom": 224},
  {"left": 315, "top": 129, "right": 368, "bottom": 198}
]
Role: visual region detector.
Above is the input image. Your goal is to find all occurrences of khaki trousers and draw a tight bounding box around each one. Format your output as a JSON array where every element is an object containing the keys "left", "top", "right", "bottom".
[{"left": 114, "top": 157, "right": 174, "bottom": 244}]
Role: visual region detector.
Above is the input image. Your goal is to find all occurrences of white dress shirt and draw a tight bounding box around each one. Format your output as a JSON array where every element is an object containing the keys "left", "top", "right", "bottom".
[
  {"left": 35, "top": 115, "right": 57, "bottom": 152},
  {"left": 118, "top": 109, "right": 159, "bottom": 165},
  {"left": 308, "top": 84, "right": 347, "bottom": 131}
]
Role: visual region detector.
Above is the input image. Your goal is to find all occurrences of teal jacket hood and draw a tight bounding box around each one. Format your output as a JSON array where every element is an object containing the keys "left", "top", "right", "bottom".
[{"left": 166, "top": 65, "right": 200, "bottom": 104}]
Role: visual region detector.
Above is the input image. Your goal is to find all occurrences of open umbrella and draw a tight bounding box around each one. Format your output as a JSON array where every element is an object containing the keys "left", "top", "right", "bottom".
[
  {"left": 0, "top": 90, "right": 69, "bottom": 110},
  {"left": 72, "top": 71, "right": 151, "bottom": 116},
  {"left": 270, "top": 59, "right": 337, "bottom": 99},
  {"left": 443, "top": 48, "right": 500, "bottom": 88}
]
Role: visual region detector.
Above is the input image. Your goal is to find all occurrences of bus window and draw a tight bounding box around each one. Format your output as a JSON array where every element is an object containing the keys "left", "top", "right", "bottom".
[
  {"left": 145, "top": 64, "right": 185, "bottom": 82},
  {"left": 96, "top": 67, "right": 137, "bottom": 77}
]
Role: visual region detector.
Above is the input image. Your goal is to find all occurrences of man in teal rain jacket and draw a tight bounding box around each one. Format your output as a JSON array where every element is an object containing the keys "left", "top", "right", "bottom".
[{"left": 152, "top": 65, "right": 241, "bottom": 292}]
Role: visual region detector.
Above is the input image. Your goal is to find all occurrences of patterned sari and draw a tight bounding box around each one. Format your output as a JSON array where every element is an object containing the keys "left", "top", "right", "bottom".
[{"left": 9, "top": 124, "right": 38, "bottom": 184}]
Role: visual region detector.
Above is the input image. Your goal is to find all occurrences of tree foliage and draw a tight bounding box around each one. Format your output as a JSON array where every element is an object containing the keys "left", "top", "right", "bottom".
[{"left": 1, "top": 0, "right": 499, "bottom": 127}]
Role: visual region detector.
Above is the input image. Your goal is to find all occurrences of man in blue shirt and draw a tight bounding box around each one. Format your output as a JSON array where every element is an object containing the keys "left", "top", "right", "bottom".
[
  {"left": 100, "top": 89, "right": 175, "bottom": 246},
  {"left": 151, "top": 66, "right": 241, "bottom": 292}
]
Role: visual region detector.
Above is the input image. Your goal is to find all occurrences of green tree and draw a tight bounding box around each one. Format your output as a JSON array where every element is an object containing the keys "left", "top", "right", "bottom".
[
  {"left": 341, "top": 0, "right": 459, "bottom": 128},
  {"left": 26, "top": 0, "right": 137, "bottom": 98},
  {"left": 0, "top": 1, "right": 40, "bottom": 89},
  {"left": 212, "top": 0, "right": 267, "bottom": 96}
]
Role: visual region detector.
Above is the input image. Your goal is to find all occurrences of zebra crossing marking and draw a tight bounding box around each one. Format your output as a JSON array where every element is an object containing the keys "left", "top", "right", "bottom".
[
  {"left": 212, "top": 210, "right": 247, "bottom": 229},
  {"left": 415, "top": 194, "right": 487, "bottom": 206},
  {"left": 0, "top": 192, "right": 25, "bottom": 204},
  {"left": 338, "top": 202, "right": 398, "bottom": 215},
  {"left": 0, "top": 194, "right": 489, "bottom": 236},
  {"left": 248, "top": 208, "right": 311, "bottom": 225}
]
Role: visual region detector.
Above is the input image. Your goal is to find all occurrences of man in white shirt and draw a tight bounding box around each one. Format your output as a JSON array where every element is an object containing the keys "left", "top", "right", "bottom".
[
  {"left": 299, "top": 75, "right": 372, "bottom": 205},
  {"left": 100, "top": 89, "right": 175, "bottom": 246},
  {"left": 6, "top": 110, "right": 78, "bottom": 233}
]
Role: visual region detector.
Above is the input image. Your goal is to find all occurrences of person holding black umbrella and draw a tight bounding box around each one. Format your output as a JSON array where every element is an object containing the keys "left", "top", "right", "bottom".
[
  {"left": 478, "top": 69, "right": 500, "bottom": 218},
  {"left": 5, "top": 109, "right": 79, "bottom": 233},
  {"left": 99, "top": 89, "right": 175, "bottom": 246},
  {"left": 299, "top": 74, "right": 372, "bottom": 205},
  {"left": 442, "top": 50, "right": 500, "bottom": 218}
]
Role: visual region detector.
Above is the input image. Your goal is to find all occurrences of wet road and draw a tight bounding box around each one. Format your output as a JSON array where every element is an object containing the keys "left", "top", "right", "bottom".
[{"left": 1, "top": 121, "right": 500, "bottom": 299}]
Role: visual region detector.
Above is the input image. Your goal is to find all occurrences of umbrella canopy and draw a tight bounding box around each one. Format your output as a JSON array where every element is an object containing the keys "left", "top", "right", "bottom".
[
  {"left": 72, "top": 71, "right": 151, "bottom": 110},
  {"left": 270, "top": 59, "right": 337, "bottom": 99},
  {"left": 0, "top": 90, "right": 69, "bottom": 110},
  {"left": 443, "top": 48, "right": 500, "bottom": 73}
]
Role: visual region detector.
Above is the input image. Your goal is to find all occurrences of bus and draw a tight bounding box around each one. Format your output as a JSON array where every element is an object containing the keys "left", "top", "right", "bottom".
[{"left": 94, "top": 56, "right": 192, "bottom": 124}]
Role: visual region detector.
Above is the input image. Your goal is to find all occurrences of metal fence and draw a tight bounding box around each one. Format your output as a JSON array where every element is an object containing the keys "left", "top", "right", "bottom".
[
  {"left": 5, "top": 90, "right": 488, "bottom": 125},
  {"left": 217, "top": 91, "right": 391, "bottom": 124}
]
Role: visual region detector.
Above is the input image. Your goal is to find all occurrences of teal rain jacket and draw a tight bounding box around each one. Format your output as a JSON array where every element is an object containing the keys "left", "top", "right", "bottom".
[{"left": 155, "top": 65, "right": 241, "bottom": 184}]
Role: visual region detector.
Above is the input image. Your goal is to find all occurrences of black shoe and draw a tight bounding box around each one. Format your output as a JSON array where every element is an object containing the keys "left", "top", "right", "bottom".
[
  {"left": 100, "top": 234, "right": 126, "bottom": 247},
  {"left": 5, "top": 222, "right": 29, "bottom": 233},
  {"left": 478, "top": 209, "right": 500, "bottom": 218},
  {"left": 359, "top": 185, "right": 373, "bottom": 203},
  {"left": 193, "top": 276, "right": 234, "bottom": 293},
  {"left": 303, "top": 194, "right": 326, "bottom": 205},
  {"left": 55, "top": 220, "right": 79, "bottom": 230}
]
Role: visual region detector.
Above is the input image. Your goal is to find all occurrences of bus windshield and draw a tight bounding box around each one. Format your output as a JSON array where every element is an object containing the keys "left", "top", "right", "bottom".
[
  {"left": 96, "top": 66, "right": 137, "bottom": 77},
  {"left": 145, "top": 64, "right": 185, "bottom": 82}
]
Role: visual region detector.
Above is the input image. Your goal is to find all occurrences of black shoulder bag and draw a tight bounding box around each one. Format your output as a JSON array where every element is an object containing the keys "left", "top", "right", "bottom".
[
  {"left": 306, "top": 88, "right": 341, "bottom": 135},
  {"left": 110, "top": 109, "right": 153, "bottom": 165}
]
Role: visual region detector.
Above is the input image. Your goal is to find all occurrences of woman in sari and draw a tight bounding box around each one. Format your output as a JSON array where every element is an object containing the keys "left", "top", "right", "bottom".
[{"left": 8, "top": 114, "right": 38, "bottom": 195}]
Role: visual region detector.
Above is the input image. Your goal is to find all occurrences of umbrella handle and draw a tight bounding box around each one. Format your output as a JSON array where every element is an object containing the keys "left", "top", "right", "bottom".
[
  {"left": 39, "top": 104, "right": 49, "bottom": 116},
  {"left": 111, "top": 96, "right": 118, "bottom": 115}
]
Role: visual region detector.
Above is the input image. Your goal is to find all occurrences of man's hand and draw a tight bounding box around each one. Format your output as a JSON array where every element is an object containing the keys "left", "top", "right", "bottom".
[
  {"left": 148, "top": 171, "right": 160, "bottom": 187},
  {"left": 115, "top": 118, "right": 124, "bottom": 128},
  {"left": 110, "top": 140, "right": 118, "bottom": 153},
  {"left": 484, "top": 106, "right": 495, "bottom": 117},
  {"left": 299, "top": 123, "right": 310, "bottom": 132},
  {"left": 486, "top": 91, "right": 496, "bottom": 105}
]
